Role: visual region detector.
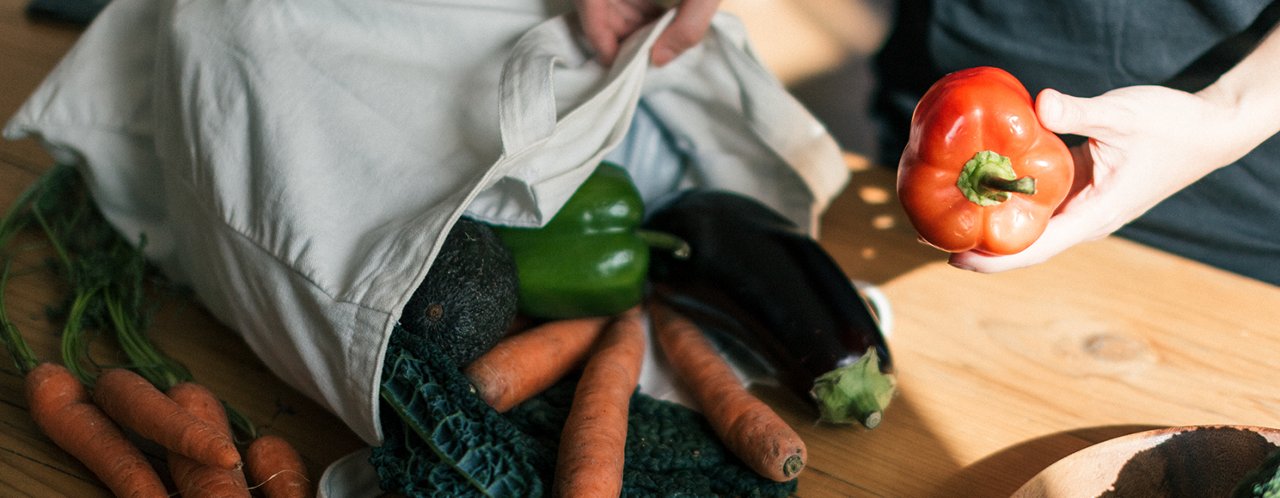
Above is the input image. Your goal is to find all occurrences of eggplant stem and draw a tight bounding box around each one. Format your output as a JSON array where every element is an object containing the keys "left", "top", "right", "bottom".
[{"left": 809, "top": 348, "right": 896, "bottom": 428}]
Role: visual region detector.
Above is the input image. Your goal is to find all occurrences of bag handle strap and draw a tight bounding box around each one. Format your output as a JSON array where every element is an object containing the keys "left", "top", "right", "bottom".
[
  {"left": 497, "top": 20, "right": 565, "bottom": 154},
  {"left": 496, "top": 12, "right": 676, "bottom": 156}
]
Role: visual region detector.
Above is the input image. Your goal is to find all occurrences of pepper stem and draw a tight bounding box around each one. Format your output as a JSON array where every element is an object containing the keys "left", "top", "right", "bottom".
[
  {"left": 636, "top": 229, "right": 691, "bottom": 260},
  {"left": 956, "top": 150, "right": 1037, "bottom": 206},
  {"left": 809, "top": 348, "right": 896, "bottom": 428}
]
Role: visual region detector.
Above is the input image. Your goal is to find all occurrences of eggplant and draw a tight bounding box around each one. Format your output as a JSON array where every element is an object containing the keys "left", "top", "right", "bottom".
[{"left": 644, "top": 190, "right": 895, "bottom": 428}]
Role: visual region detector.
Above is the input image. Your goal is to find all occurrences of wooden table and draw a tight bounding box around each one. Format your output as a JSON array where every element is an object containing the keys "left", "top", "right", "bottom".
[{"left": 4, "top": 3, "right": 1280, "bottom": 497}]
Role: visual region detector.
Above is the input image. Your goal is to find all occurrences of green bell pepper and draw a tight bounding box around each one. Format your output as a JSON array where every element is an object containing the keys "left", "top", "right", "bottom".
[{"left": 494, "top": 162, "right": 687, "bottom": 319}]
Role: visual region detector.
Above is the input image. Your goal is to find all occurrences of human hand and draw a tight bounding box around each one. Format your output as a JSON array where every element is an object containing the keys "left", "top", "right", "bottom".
[
  {"left": 948, "top": 85, "right": 1255, "bottom": 273},
  {"left": 574, "top": 0, "right": 720, "bottom": 66}
]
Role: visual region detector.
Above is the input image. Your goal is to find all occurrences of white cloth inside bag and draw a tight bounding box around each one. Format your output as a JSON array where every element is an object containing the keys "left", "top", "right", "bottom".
[{"left": 4, "top": 0, "right": 849, "bottom": 445}]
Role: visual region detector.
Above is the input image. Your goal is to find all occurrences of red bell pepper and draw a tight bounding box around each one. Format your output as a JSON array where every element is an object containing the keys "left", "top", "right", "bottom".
[{"left": 896, "top": 66, "right": 1074, "bottom": 255}]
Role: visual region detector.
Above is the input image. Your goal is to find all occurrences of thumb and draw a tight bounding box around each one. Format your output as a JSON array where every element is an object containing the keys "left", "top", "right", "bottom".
[
  {"left": 947, "top": 206, "right": 1099, "bottom": 274},
  {"left": 1036, "top": 88, "right": 1116, "bottom": 138}
]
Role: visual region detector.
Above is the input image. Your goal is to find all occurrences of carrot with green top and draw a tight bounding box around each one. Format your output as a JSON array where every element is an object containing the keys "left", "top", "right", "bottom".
[
  {"left": 4, "top": 165, "right": 252, "bottom": 493},
  {"left": 464, "top": 316, "right": 611, "bottom": 412},
  {"left": 34, "top": 209, "right": 243, "bottom": 472},
  {"left": 649, "top": 301, "right": 807, "bottom": 482},
  {"left": 552, "top": 306, "right": 646, "bottom": 498},
  {"left": 0, "top": 263, "right": 166, "bottom": 498},
  {"left": 98, "top": 239, "right": 305, "bottom": 497}
]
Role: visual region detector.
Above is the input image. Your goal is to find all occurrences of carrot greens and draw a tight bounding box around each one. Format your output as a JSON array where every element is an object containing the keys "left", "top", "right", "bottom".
[
  {"left": 1, "top": 165, "right": 318, "bottom": 492},
  {"left": 0, "top": 168, "right": 169, "bottom": 497}
]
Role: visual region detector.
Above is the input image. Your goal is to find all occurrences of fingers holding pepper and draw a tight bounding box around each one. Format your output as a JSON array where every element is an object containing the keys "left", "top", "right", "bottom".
[{"left": 951, "top": 82, "right": 1257, "bottom": 273}]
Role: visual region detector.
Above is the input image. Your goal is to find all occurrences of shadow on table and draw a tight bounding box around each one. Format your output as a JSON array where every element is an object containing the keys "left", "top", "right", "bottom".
[
  {"left": 818, "top": 157, "right": 944, "bottom": 286},
  {"left": 766, "top": 386, "right": 967, "bottom": 497},
  {"left": 927, "top": 424, "right": 1168, "bottom": 498}
]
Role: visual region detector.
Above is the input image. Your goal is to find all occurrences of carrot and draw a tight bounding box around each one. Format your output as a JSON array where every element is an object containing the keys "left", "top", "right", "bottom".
[
  {"left": 91, "top": 367, "right": 242, "bottom": 470},
  {"left": 25, "top": 362, "right": 168, "bottom": 498},
  {"left": 166, "top": 382, "right": 250, "bottom": 498},
  {"left": 552, "top": 306, "right": 646, "bottom": 498},
  {"left": 2, "top": 262, "right": 166, "bottom": 497},
  {"left": 649, "top": 301, "right": 807, "bottom": 482},
  {"left": 245, "top": 434, "right": 311, "bottom": 498},
  {"left": 464, "top": 316, "right": 612, "bottom": 412}
]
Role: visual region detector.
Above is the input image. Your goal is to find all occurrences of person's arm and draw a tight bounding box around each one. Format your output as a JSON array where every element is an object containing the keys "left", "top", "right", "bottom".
[
  {"left": 950, "top": 23, "right": 1280, "bottom": 273},
  {"left": 1200, "top": 23, "right": 1280, "bottom": 154},
  {"left": 575, "top": 0, "right": 721, "bottom": 66}
]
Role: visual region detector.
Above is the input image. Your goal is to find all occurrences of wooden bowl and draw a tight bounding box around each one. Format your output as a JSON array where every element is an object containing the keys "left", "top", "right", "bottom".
[{"left": 1012, "top": 425, "right": 1280, "bottom": 498}]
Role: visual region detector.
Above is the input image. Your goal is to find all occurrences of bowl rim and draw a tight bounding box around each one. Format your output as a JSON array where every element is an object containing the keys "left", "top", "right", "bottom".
[{"left": 1011, "top": 424, "right": 1280, "bottom": 498}]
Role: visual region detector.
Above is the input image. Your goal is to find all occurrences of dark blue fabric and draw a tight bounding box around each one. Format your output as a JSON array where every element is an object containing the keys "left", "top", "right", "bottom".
[
  {"left": 928, "top": 1, "right": 1272, "bottom": 95},
  {"left": 874, "top": 0, "right": 1280, "bottom": 286},
  {"left": 26, "top": 0, "right": 107, "bottom": 25}
]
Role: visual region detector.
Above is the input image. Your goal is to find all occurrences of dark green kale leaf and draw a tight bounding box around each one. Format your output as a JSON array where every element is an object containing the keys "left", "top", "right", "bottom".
[{"left": 373, "top": 329, "right": 550, "bottom": 497}]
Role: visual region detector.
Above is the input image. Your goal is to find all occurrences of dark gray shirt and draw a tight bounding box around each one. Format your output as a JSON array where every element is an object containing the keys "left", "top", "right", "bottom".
[{"left": 875, "top": 0, "right": 1280, "bottom": 285}]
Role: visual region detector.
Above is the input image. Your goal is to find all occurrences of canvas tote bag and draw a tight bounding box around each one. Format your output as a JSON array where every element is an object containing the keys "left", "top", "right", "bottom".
[{"left": 4, "top": 0, "right": 850, "bottom": 465}]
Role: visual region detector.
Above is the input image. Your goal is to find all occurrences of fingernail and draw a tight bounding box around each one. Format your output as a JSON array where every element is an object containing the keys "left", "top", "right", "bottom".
[{"left": 948, "top": 260, "right": 975, "bottom": 272}]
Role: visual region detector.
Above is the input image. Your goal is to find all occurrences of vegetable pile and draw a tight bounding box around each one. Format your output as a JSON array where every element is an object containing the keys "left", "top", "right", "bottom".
[
  {"left": 378, "top": 162, "right": 895, "bottom": 496},
  {"left": 0, "top": 164, "right": 311, "bottom": 497},
  {"left": 3, "top": 160, "right": 893, "bottom": 497}
]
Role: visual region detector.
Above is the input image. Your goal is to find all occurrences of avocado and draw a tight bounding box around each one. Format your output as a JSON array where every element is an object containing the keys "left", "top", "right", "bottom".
[{"left": 397, "top": 217, "right": 519, "bottom": 367}]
